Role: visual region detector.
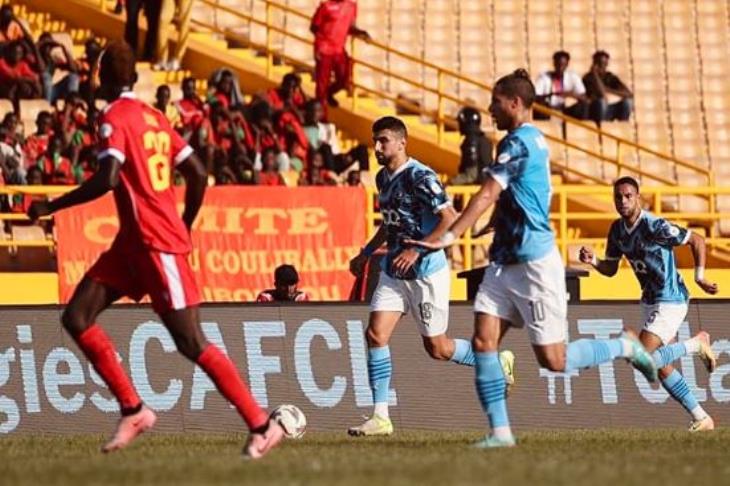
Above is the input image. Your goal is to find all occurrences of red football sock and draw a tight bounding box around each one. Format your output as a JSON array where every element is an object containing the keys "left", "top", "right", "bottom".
[
  {"left": 196, "top": 344, "right": 268, "bottom": 430},
  {"left": 76, "top": 324, "right": 141, "bottom": 411}
]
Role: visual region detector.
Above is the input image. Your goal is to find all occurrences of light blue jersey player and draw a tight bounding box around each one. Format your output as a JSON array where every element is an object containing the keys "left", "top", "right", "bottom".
[
  {"left": 409, "top": 69, "right": 659, "bottom": 448},
  {"left": 580, "top": 177, "right": 718, "bottom": 432},
  {"left": 347, "top": 116, "right": 515, "bottom": 437}
]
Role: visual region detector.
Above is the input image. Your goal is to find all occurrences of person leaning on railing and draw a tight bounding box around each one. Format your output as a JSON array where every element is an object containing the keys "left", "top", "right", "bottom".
[{"left": 583, "top": 50, "right": 634, "bottom": 124}]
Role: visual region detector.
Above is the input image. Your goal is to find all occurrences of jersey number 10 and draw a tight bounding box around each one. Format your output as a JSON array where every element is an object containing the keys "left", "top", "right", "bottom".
[{"left": 143, "top": 130, "right": 171, "bottom": 192}]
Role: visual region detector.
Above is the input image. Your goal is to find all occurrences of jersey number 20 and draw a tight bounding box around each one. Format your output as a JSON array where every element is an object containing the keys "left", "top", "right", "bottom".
[{"left": 143, "top": 130, "right": 171, "bottom": 191}]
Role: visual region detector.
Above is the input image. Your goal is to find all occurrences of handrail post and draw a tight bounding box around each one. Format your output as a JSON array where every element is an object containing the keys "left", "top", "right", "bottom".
[
  {"left": 265, "top": 1, "right": 273, "bottom": 79},
  {"left": 437, "top": 69, "right": 444, "bottom": 146},
  {"left": 560, "top": 189, "right": 568, "bottom": 263}
]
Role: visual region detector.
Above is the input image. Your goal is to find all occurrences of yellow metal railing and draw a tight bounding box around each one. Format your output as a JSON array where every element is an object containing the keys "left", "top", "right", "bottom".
[
  {"left": 0, "top": 186, "right": 68, "bottom": 248},
  {"left": 176, "top": 0, "right": 711, "bottom": 187},
  {"left": 366, "top": 185, "right": 730, "bottom": 270}
]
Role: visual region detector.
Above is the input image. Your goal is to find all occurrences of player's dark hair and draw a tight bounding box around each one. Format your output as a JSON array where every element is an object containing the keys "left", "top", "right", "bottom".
[
  {"left": 99, "top": 40, "right": 136, "bottom": 88},
  {"left": 614, "top": 176, "right": 640, "bottom": 192},
  {"left": 494, "top": 69, "right": 535, "bottom": 108},
  {"left": 372, "top": 116, "right": 408, "bottom": 139},
  {"left": 553, "top": 50, "right": 570, "bottom": 62},
  {"left": 275, "top": 264, "right": 299, "bottom": 285}
]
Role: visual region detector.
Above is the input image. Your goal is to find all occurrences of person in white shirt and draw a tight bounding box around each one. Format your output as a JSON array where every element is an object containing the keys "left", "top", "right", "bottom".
[{"left": 534, "top": 50, "right": 588, "bottom": 120}]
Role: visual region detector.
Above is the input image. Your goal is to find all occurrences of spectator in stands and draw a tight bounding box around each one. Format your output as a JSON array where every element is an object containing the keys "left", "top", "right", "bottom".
[
  {"left": 0, "top": 40, "right": 43, "bottom": 114},
  {"left": 77, "top": 38, "right": 103, "bottom": 102},
  {"left": 265, "top": 72, "right": 306, "bottom": 119},
  {"left": 0, "top": 5, "right": 25, "bottom": 45},
  {"left": 256, "top": 147, "right": 286, "bottom": 186},
  {"left": 249, "top": 101, "right": 290, "bottom": 171},
  {"left": 113, "top": 0, "right": 125, "bottom": 15},
  {"left": 583, "top": 50, "right": 633, "bottom": 123},
  {"left": 23, "top": 110, "right": 54, "bottom": 166},
  {"left": 303, "top": 144, "right": 339, "bottom": 186},
  {"left": 534, "top": 50, "right": 589, "bottom": 120},
  {"left": 153, "top": 84, "right": 180, "bottom": 126},
  {"left": 37, "top": 33, "right": 80, "bottom": 104},
  {"left": 303, "top": 99, "right": 341, "bottom": 153},
  {"left": 176, "top": 76, "right": 210, "bottom": 146},
  {"left": 68, "top": 109, "right": 99, "bottom": 173},
  {"left": 448, "top": 106, "right": 493, "bottom": 185},
  {"left": 37, "top": 135, "right": 74, "bottom": 185},
  {"left": 0, "top": 112, "right": 25, "bottom": 184},
  {"left": 207, "top": 68, "right": 244, "bottom": 108},
  {"left": 310, "top": 0, "right": 370, "bottom": 115},
  {"left": 11, "top": 165, "right": 45, "bottom": 214},
  {"left": 256, "top": 264, "right": 310, "bottom": 302},
  {"left": 56, "top": 91, "right": 88, "bottom": 148}
]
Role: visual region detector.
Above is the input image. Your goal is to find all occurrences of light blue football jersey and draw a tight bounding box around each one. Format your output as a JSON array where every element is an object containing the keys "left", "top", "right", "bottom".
[
  {"left": 605, "top": 211, "right": 690, "bottom": 304},
  {"left": 375, "top": 158, "right": 451, "bottom": 279},
  {"left": 487, "top": 123, "right": 555, "bottom": 264}
]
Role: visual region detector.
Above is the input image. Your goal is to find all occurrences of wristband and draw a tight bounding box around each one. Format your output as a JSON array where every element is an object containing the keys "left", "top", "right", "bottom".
[
  {"left": 695, "top": 266, "right": 705, "bottom": 281},
  {"left": 591, "top": 254, "right": 598, "bottom": 266}
]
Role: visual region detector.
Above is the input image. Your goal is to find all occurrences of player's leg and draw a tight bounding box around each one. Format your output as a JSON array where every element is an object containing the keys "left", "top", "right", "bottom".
[
  {"left": 472, "top": 312, "right": 515, "bottom": 447},
  {"left": 64, "top": 272, "right": 157, "bottom": 453},
  {"left": 411, "top": 266, "right": 516, "bottom": 387},
  {"left": 159, "top": 306, "right": 284, "bottom": 456},
  {"left": 348, "top": 272, "right": 405, "bottom": 436},
  {"left": 516, "top": 249, "right": 657, "bottom": 379},
  {"left": 638, "top": 304, "right": 715, "bottom": 431},
  {"left": 145, "top": 251, "right": 283, "bottom": 457}
]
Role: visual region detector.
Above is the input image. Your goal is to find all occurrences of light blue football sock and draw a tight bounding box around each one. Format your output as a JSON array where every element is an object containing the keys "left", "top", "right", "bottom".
[
  {"left": 565, "top": 338, "right": 625, "bottom": 372},
  {"left": 451, "top": 339, "right": 476, "bottom": 367},
  {"left": 661, "top": 369, "right": 700, "bottom": 416},
  {"left": 475, "top": 352, "right": 510, "bottom": 429},
  {"left": 368, "top": 346, "right": 392, "bottom": 406},
  {"left": 652, "top": 343, "right": 687, "bottom": 368}
]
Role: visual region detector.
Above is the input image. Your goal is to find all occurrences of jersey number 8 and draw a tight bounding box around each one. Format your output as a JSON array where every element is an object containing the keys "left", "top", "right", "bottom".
[{"left": 143, "top": 130, "right": 171, "bottom": 192}]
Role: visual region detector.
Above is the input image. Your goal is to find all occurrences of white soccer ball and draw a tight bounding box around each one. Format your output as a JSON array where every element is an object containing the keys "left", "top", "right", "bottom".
[{"left": 271, "top": 404, "right": 307, "bottom": 439}]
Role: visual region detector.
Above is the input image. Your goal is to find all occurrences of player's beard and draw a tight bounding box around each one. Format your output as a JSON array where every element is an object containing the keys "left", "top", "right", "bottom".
[{"left": 375, "top": 153, "right": 389, "bottom": 166}]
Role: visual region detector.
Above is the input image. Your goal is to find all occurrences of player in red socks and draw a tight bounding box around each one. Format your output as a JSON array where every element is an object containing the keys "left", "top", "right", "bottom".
[{"left": 28, "top": 40, "right": 283, "bottom": 458}]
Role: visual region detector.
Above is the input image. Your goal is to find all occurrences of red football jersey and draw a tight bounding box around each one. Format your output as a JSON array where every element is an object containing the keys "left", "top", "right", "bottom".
[{"left": 98, "top": 91, "right": 194, "bottom": 254}]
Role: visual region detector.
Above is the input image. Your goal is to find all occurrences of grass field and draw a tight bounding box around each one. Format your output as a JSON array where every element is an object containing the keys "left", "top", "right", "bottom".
[{"left": 2, "top": 429, "right": 729, "bottom": 486}]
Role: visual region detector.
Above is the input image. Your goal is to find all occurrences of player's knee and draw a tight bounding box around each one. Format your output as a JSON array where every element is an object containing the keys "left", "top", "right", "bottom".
[
  {"left": 537, "top": 354, "right": 566, "bottom": 372},
  {"left": 365, "top": 326, "right": 388, "bottom": 348},
  {"left": 61, "top": 306, "right": 90, "bottom": 337},
  {"left": 423, "top": 340, "right": 451, "bottom": 361},
  {"left": 472, "top": 335, "right": 498, "bottom": 353},
  {"left": 171, "top": 333, "right": 207, "bottom": 361}
]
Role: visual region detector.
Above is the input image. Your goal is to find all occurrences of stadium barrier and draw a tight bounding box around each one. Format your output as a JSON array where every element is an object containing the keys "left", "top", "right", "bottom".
[{"left": 1, "top": 302, "right": 728, "bottom": 434}]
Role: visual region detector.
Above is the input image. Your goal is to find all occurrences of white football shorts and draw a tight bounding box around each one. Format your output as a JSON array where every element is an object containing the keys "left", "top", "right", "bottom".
[
  {"left": 370, "top": 264, "right": 450, "bottom": 337},
  {"left": 640, "top": 301, "right": 689, "bottom": 345},
  {"left": 474, "top": 247, "right": 568, "bottom": 345}
]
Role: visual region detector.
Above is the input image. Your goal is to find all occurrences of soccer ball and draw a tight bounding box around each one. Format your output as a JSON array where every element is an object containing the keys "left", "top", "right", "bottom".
[{"left": 271, "top": 404, "right": 307, "bottom": 439}]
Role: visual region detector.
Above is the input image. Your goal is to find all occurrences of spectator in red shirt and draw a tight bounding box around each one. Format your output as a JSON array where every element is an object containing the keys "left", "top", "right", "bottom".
[
  {"left": 0, "top": 40, "right": 42, "bottom": 113},
  {"left": 38, "top": 135, "right": 75, "bottom": 185},
  {"left": 256, "top": 147, "right": 285, "bottom": 186},
  {"left": 265, "top": 73, "right": 306, "bottom": 119},
  {"left": 256, "top": 264, "right": 311, "bottom": 302},
  {"left": 23, "top": 110, "right": 54, "bottom": 167},
  {"left": 310, "top": 0, "right": 370, "bottom": 115}
]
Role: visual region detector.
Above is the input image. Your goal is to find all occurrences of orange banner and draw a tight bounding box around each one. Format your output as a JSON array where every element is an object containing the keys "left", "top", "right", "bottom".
[{"left": 55, "top": 186, "right": 366, "bottom": 303}]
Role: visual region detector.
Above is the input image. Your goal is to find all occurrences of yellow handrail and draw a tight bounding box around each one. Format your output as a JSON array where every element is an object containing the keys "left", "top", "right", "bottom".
[
  {"left": 365, "top": 185, "right": 730, "bottom": 270},
  {"left": 190, "top": 0, "right": 711, "bottom": 186}
]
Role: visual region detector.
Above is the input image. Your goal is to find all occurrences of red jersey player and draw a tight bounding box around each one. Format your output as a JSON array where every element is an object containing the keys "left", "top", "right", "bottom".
[{"left": 27, "top": 41, "right": 284, "bottom": 459}]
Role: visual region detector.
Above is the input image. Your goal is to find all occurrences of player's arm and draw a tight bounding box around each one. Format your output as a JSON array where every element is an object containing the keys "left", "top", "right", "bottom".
[
  {"left": 349, "top": 224, "right": 387, "bottom": 276},
  {"left": 27, "top": 157, "right": 121, "bottom": 221},
  {"left": 578, "top": 246, "right": 620, "bottom": 277},
  {"left": 406, "top": 176, "right": 502, "bottom": 250},
  {"left": 686, "top": 231, "right": 718, "bottom": 294},
  {"left": 176, "top": 152, "right": 207, "bottom": 232}
]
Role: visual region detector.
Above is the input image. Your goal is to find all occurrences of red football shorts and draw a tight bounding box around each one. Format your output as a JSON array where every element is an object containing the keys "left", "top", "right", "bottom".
[{"left": 87, "top": 247, "right": 201, "bottom": 315}]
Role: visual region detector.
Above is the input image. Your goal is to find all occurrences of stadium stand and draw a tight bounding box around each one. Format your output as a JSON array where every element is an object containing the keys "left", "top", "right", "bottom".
[{"left": 1, "top": 0, "right": 730, "bottom": 304}]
